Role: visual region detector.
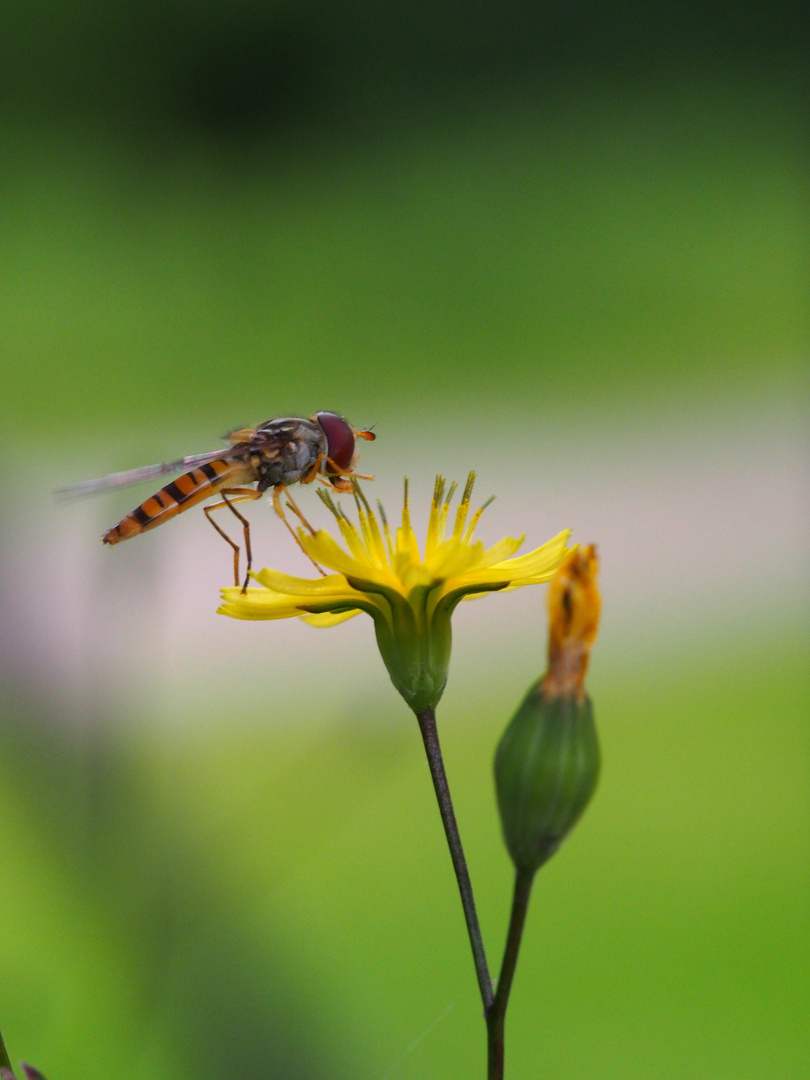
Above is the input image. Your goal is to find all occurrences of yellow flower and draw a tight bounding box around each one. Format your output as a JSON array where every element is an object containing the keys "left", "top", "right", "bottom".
[{"left": 219, "top": 475, "right": 572, "bottom": 713}]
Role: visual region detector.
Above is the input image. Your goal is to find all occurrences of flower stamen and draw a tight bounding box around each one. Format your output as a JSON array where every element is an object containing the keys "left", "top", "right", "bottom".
[
  {"left": 377, "top": 500, "right": 396, "bottom": 563},
  {"left": 353, "top": 483, "right": 390, "bottom": 569},
  {"left": 425, "top": 477, "right": 447, "bottom": 559},
  {"left": 400, "top": 479, "right": 421, "bottom": 564},
  {"left": 463, "top": 495, "right": 496, "bottom": 545},
  {"left": 452, "top": 473, "right": 476, "bottom": 539}
]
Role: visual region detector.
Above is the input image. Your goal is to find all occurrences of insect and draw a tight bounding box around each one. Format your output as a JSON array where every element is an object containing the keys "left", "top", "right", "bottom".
[{"left": 61, "top": 412, "right": 376, "bottom": 590}]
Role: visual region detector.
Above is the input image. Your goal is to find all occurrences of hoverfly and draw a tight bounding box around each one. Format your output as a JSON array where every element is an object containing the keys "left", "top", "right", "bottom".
[{"left": 61, "top": 412, "right": 376, "bottom": 590}]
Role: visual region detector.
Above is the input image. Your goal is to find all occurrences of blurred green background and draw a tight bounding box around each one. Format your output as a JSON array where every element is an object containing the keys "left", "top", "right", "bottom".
[{"left": 0, "top": 1, "right": 807, "bottom": 1078}]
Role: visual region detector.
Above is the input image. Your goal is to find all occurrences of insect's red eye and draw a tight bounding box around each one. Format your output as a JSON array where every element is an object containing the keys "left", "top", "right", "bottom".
[{"left": 316, "top": 412, "right": 355, "bottom": 471}]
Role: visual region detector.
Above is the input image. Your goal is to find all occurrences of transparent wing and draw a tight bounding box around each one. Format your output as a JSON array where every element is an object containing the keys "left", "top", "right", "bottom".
[{"left": 55, "top": 448, "right": 236, "bottom": 501}]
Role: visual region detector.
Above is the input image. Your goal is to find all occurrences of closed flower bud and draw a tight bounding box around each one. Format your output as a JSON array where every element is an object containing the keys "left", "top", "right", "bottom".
[
  {"left": 494, "top": 546, "right": 601, "bottom": 874},
  {"left": 495, "top": 687, "right": 600, "bottom": 872}
]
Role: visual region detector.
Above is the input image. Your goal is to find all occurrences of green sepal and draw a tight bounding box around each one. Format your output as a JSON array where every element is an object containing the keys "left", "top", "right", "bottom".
[
  {"left": 371, "top": 602, "right": 452, "bottom": 714},
  {"left": 494, "top": 684, "right": 600, "bottom": 873},
  {"left": 360, "top": 584, "right": 453, "bottom": 715}
]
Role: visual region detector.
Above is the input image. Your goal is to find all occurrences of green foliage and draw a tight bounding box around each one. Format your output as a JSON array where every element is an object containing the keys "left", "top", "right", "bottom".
[
  {"left": 0, "top": 34, "right": 805, "bottom": 1080},
  {"left": 0, "top": 82, "right": 804, "bottom": 443}
]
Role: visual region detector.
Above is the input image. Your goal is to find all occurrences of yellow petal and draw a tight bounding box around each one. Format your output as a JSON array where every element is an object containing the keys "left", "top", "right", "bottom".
[
  {"left": 300, "top": 530, "right": 403, "bottom": 594},
  {"left": 251, "top": 568, "right": 352, "bottom": 597},
  {"left": 301, "top": 609, "right": 363, "bottom": 627},
  {"left": 425, "top": 537, "right": 485, "bottom": 578},
  {"left": 429, "top": 530, "right": 572, "bottom": 610},
  {"left": 475, "top": 535, "right": 525, "bottom": 568},
  {"left": 396, "top": 522, "right": 422, "bottom": 565},
  {"left": 334, "top": 517, "right": 371, "bottom": 562},
  {"left": 488, "top": 530, "right": 572, "bottom": 576},
  {"left": 218, "top": 588, "right": 310, "bottom": 620}
]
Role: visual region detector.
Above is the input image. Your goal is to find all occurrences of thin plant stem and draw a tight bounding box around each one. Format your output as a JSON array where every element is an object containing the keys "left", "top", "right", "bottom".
[
  {"left": 416, "top": 707, "right": 494, "bottom": 1012},
  {"left": 486, "top": 867, "right": 536, "bottom": 1080},
  {"left": 0, "top": 1023, "right": 11, "bottom": 1071}
]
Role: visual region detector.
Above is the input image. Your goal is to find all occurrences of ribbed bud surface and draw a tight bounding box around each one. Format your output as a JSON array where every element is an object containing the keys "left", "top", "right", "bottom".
[{"left": 495, "top": 683, "right": 600, "bottom": 873}]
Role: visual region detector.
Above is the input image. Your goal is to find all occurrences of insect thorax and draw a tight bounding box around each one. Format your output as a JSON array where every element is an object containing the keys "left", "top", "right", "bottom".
[{"left": 252, "top": 418, "right": 325, "bottom": 491}]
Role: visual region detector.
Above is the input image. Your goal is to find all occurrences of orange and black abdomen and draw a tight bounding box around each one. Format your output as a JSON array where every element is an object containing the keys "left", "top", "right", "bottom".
[{"left": 103, "top": 458, "right": 245, "bottom": 545}]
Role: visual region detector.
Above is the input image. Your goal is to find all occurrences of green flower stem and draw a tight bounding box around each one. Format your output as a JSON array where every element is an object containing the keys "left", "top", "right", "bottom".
[
  {"left": 0, "top": 1022, "right": 11, "bottom": 1070},
  {"left": 416, "top": 707, "right": 494, "bottom": 1012},
  {"left": 486, "top": 867, "right": 536, "bottom": 1080}
]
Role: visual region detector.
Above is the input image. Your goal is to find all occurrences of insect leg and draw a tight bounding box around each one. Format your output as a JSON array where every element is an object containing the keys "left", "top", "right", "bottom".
[
  {"left": 301, "top": 452, "right": 324, "bottom": 485},
  {"left": 323, "top": 456, "right": 375, "bottom": 482},
  {"left": 281, "top": 485, "right": 319, "bottom": 536},
  {"left": 204, "top": 488, "right": 262, "bottom": 590},
  {"left": 272, "top": 485, "right": 327, "bottom": 578}
]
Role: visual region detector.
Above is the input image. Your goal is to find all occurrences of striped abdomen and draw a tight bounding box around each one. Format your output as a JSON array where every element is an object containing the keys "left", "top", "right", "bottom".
[{"left": 103, "top": 458, "right": 250, "bottom": 545}]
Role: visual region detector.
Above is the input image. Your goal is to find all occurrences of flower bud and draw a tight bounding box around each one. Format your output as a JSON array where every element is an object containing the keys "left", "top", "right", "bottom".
[
  {"left": 494, "top": 546, "right": 601, "bottom": 873},
  {"left": 494, "top": 687, "right": 600, "bottom": 872}
]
